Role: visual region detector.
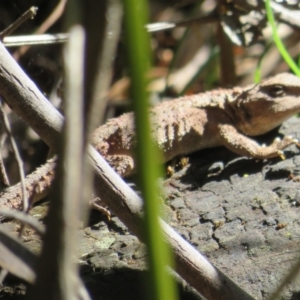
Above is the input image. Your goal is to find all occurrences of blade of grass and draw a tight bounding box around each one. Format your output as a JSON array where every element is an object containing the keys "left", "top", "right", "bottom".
[
  {"left": 265, "top": 0, "right": 300, "bottom": 77},
  {"left": 123, "top": 1, "right": 178, "bottom": 300}
]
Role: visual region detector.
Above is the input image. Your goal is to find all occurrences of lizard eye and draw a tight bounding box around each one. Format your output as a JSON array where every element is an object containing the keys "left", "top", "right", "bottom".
[{"left": 269, "top": 85, "right": 285, "bottom": 97}]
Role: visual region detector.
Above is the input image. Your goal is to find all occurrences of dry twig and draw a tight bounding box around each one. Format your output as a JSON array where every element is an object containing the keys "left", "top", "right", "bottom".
[{"left": 0, "top": 6, "right": 38, "bottom": 40}]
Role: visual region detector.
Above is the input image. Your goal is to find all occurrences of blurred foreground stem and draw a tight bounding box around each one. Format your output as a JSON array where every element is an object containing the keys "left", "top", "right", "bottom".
[{"left": 123, "top": 1, "right": 178, "bottom": 300}]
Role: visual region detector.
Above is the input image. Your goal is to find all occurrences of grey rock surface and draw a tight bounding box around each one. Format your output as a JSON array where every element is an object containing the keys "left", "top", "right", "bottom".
[{"left": 2, "top": 118, "right": 300, "bottom": 300}]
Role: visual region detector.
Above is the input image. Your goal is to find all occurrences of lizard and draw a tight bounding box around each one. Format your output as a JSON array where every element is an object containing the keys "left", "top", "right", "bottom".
[{"left": 1, "top": 72, "right": 300, "bottom": 212}]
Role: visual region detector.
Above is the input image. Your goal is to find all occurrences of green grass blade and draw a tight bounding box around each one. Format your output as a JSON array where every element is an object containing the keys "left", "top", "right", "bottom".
[
  {"left": 123, "top": 1, "right": 178, "bottom": 300},
  {"left": 265, "top": 0, "right": 300, "bottom": 76}
]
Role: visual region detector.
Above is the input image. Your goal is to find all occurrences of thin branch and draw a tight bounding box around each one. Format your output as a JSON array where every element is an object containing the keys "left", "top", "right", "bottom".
[
  {"left": 0, "top": 99, "right": 28, "bottom": 212},
  {"left": 87, "top": 0, "right": 123, "bottom": 134},
  {"left": 3, "top": 33, "right": 69, "bottom": 47},
  {"left": 13, "top": 0, "right": 67, "bottom": 60},
  {"left": 82, "top": 0, "right": 122, "bottom": 229},
  {"left": 0, "top": 130, "right": 10, "bottom": 188},
  {"left": 146, "top": 10, "right": 218, "bottom": 32},
  {"left": 0, "top": 100, "right": 29, "bottom": 285},
  {"left": 28, "top": 25, "right": 87, "bottom": 300},
  {"left": 0, "top": 227, "right": 37, "bottom": 283},
  {"left": 0, "top": 6, "right": 38, "bottom": 40}
]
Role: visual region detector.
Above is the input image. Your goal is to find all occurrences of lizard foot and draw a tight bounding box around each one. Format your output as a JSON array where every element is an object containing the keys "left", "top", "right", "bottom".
[
  {"left": 271, "top": 136, "right": 300, "bottom": 159},
  {"left": 90, "top": 197, "right": 111, "bottom": 220}
]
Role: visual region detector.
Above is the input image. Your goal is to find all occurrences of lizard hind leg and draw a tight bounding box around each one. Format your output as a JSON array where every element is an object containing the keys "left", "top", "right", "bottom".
[{"left": 105, "top": 154, "right": 136, "bottom": 178}]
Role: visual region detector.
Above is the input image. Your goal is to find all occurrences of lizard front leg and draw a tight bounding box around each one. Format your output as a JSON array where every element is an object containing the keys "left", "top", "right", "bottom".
[{"left": 218, "top": 124, "right": 300, "bottom": 159}]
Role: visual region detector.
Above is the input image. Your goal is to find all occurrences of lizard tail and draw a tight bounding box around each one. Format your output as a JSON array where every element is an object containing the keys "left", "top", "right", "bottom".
[{"left": 0, "top": 157, "right": 57, "bottom": 220}]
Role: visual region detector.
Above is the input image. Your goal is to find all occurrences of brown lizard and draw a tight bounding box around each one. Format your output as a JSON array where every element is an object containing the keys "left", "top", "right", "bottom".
[{"left": 1, "top": 72, "right": 300, "bottom": 212}]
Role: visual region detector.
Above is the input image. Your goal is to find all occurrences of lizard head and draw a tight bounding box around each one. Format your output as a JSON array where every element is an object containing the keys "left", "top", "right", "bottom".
[{"left": 232, "top": 73, "right": 300, "bottom": 136}]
